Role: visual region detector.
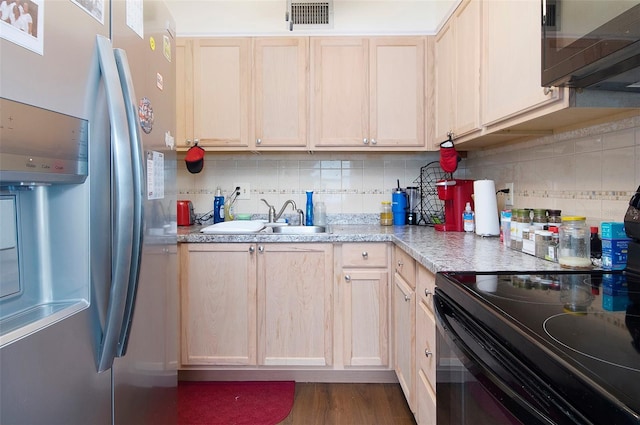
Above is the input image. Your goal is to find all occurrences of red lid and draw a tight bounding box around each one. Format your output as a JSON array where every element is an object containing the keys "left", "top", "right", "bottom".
[{"left": 590, "top": 226, "right": 599, "bottom": 233}]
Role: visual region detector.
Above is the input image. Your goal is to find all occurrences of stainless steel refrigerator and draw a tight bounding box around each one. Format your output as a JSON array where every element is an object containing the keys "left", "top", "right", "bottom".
[{"left": 0, "top": 1, "right": 177, "bottom": 424}]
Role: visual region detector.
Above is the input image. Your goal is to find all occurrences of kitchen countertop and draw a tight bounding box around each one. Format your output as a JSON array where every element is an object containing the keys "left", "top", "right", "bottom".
[{"left": 178, "top": 224, "right": 566, "bottom": 274}]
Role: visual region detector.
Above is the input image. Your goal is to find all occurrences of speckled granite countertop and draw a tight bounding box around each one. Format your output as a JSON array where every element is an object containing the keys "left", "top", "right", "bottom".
[{"left": 178, "top": 224, "right": 565, "bottom": 274}]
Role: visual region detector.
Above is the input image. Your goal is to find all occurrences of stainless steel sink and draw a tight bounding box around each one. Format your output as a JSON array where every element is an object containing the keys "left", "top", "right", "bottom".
[{"left": 271, "top": 225, "right": 326, "bottom": 234}]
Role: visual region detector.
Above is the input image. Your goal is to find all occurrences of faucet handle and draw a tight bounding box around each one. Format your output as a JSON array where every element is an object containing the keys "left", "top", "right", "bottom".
[{"left": 260, "top": 198, "right": 273, "bottom": 209}]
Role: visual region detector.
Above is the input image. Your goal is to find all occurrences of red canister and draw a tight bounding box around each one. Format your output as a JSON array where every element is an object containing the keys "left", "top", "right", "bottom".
[{"left": 177, "top": 200, "right": 195, "bottom": 226}]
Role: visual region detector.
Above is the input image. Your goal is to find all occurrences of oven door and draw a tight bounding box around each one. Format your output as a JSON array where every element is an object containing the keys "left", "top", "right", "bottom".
[{"left": 434, "top": 289, "right": 591, "bottom": 425}]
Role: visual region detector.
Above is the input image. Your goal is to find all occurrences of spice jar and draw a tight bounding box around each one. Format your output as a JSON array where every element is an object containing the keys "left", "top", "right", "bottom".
[
  {"left": 547, "top": 209, "right": 562, "bottom": 224},
  {"left": 558, "top": 216, "right": 592, "bottom": 269},
  {"left": 532, "top": 209, "right": 547, "bottom": 228},
  {"left": 380, "top": 201, "right": 393, "bottom": 226}
]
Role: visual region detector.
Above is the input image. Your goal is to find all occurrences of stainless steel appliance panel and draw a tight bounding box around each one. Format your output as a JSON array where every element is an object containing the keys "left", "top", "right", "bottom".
[
  {"left": 110, "top": 1, "right": 178, "bottom": 423},
  {"left": 0, "top": 309, "right": 112, "bottom": 424}
]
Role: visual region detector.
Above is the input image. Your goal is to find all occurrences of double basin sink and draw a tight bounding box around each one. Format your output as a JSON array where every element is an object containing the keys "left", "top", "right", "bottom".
[
  {"left": 270, "top": 225, "right": 326, "bottom": 234},
  {"left": 200, "top": 220, "right": 326, "bottom": 235}
]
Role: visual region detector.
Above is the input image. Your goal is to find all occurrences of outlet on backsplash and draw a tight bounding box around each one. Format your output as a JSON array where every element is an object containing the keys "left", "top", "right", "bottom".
[
  {"left": 505, "top": 183, "right": 514, "bottom": 206},
  {"left": 234, "top": 183, "right": 251, "bottom": 200}
]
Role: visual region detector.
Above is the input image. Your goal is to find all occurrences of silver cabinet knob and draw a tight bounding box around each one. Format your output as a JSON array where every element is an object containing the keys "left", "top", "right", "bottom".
[
  {"left": 256, "top": 138, "right": 262, "bottom": 145},
  {"left": 397, "top": 260, "right": 403, "bottom": 267},
  {"left": 363, "top": 138, "right": 369, "bottom": 144},
  {"left": 424, "top": 289, "right": 432, "bottom": 297},
  {"left": 194, "top": 138, "right": 200, "bottom": 145},
  {"left": 362, "top": 251, "right": 368, "bottom": 259},
  {"left": 543, "top": 86, "right": 554, "bottom": 95},
  {"left": 425, "top": 349, "right": 432, "bottom": 357},
  {"left": 404, "top": 294, "right": 411, "bottom": 302},
  {"left": 258, "top": 245, "right": 264, "bottom": 253},
  {"left": 345, "top": 275, "right": 351, "bottom": 282},
  {"left": 370, "top": 139, "right": 377, "bottom": 145},
  {"left": 249, "top": 246, "right": 255, "bottom": 253}
]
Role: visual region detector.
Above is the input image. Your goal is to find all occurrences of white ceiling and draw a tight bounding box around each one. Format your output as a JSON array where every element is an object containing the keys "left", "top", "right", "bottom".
[{"left": 165, "top": 0, "right": 460, "bottom": 37}]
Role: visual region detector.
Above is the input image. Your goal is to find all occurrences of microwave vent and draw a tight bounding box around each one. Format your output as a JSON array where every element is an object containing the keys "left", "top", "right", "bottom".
[{"left": 286, "top": 0, "right": 333, "bottom": 30}]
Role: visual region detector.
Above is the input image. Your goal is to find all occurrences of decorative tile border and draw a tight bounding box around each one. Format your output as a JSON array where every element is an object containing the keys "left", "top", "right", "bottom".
[{"left": 518, "top": 189, "right": 635, "bottom": 201}]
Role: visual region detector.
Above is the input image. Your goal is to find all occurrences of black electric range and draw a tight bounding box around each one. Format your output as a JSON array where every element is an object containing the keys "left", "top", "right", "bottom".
[{"left": 435, "top": 269, "right": 640, "bottom": 424}]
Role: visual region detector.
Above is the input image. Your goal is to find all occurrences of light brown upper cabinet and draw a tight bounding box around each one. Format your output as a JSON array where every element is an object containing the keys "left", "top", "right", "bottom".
[
  {"left": 192, "top": 38, "right": 252, "bottom": 149},
  {"left": 434, "top": 0, "right": 481, "bottom": 144},
  {"left": 481, "top": 0, "right": 566, "bottom": 129},
  {"left": 252, "top": 37, "right": 309, "bottom": 149},
  {"left": 310, "top": 37, "right": 426, "bottom": 150},
  {"left": 175, "top": 39, "right": 193, "bottom": 149}
]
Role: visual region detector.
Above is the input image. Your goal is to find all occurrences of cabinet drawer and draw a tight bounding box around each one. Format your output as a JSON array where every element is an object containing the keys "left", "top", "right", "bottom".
[
  {"left": 342, "top": 243, "right": 388, "bottom": 268},
  {"left": 417, "top": 298, "right": 436, "bottom": 392},
  {"left": 394, "top": 247, "right": 416, "bottom": 288},
  {"left": 417, "top": 265, "right": 436, "bottom": 314}
]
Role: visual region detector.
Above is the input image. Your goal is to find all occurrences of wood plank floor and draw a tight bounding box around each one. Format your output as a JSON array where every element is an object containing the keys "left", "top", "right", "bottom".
[{"left": 279, "top": 383, "right": 417, "bottom": 425}]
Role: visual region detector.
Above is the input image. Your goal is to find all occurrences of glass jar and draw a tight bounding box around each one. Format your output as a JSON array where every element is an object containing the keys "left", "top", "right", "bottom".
[
  {"left": 547, "top": 209, "right": 562, "bottom": 224},
  {"left": 532, "top": 209, "right": 547, "bottom": 227},
  {"left": 314, "top": 201, "right": 327, "bottom": 226},
  {"left": 558, "top": 216, "right": 592, "bottom": 269},
  {"left": 380, "top": 201, "right": 393, "bottom": 226}
]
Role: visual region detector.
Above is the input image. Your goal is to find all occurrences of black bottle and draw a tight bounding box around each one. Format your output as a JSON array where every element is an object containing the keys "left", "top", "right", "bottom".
[{"left": 590, "top": 226, "right": 602, "bottom": 259}]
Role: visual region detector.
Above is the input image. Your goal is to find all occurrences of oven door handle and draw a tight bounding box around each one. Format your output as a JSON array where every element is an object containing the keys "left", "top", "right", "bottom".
[{"left": 433, "top": 292, "right": 591, "bottom": 425}]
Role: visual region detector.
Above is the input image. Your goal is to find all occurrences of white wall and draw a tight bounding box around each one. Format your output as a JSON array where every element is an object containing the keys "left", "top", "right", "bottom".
[{"left": 165, "top": 0, "right": 458, "bottom": 36}]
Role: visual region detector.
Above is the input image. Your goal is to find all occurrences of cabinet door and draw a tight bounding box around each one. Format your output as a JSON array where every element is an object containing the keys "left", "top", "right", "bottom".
[
  {"left": 180, "top": 244, "right": 257, "bottom": 366},
  {"left": 417, "top": 369, "right": 437, "bottom": 425},
  {"left": 258, "top": 243, "right": 333, "bottom": 366},
  {"left": 434, "top": 22, "right": 455, "bottom": 143},
  {"left": 342, "top": 270, "right": 389, "bottom": 367},
  {"left": 175, "top": 38, "right": 193, "bottom": 148},
  {"left": 192, "top": 38, "right": 251, "bottom": 148},
  {"left": 454, "top": 0, "right": 481, "bottom": 138},
  {"left": 393, "top": 272, "right": 416, "bottom": 412},
  {"left": 434, "top": 0, "right": 480, "bottom": 143},
  {"left": 310, "top": 37, "right": 369, "bottom": 148},
  {"left": 253, "top": 37, "right": 308, "bottom": 149},
  {"left": 369, "top": 37, "right": 425, "bottom": 148},
  {"left": 482, "top": 0, "right": 563, "bottom": 126}
]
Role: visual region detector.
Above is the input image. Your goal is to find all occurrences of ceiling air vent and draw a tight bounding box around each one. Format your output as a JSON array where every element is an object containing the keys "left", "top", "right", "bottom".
[{"left": 286, "top": 0, "right": 333, "bottom": 31}]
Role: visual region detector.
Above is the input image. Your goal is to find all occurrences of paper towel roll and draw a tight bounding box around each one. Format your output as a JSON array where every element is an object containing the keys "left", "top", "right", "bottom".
[{"left": 473, "top": 180, "right": 500, "bottom": 236}]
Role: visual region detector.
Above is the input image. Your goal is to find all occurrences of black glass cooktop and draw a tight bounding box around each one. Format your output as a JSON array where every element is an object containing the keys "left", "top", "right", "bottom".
[{"left": 436, "top": 269, "right": 640, "bottom": 423}]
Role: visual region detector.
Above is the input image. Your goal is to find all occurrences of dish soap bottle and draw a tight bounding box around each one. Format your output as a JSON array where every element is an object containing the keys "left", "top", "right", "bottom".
[
  {"left": 463, "top": 202, "right": 475, "bottom": 232},
  {"left": 305, "top": 191, "right": 314, "bottom": 226},
  {"left": 213, "top": 187, "right": 224, "bottom": 223}
]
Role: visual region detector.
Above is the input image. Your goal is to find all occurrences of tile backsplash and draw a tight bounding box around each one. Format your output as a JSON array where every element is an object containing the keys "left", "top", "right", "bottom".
[{"left": 178, "top": 114, "right": 639, "bottom": 227}]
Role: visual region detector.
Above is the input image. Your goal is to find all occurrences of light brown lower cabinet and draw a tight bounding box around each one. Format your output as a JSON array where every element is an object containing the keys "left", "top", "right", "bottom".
[
  {"left": 393, "top": 246, "right": 417, "bottom": 413},
  {"left": 180, "top": 243, "right": 257, "bottom": 366},
  {"left": 179, "top": 243, "right": 333, "bottom": 368},
  {"left": 339, "top": 243, "right": 390, "bottom": 368},
  {"left": 416, "top": 265, "right": 437, "bottom": 424},
  {"left": 257, "top": 243, "right": 333, "bottom": 367}
]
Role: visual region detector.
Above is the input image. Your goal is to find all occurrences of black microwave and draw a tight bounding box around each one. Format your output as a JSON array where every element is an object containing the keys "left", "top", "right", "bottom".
[{"left": 541, "top": 0, "right": 640, "bottom": 92}]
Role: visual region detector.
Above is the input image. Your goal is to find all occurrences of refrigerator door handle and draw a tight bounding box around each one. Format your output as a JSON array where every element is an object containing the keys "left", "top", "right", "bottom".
[
  {"left": 95, "top": 35, "right": 135, "bottom": 373},
  {"left": 113, "top": 48, "right": 145, "bottom": 358}
]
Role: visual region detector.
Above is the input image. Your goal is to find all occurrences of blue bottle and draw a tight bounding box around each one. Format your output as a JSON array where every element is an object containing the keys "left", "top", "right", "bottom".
[
  {"left": 392, "top": 189, "right": 407, "bottom": 225},
  {"left": 305, "top": 191, "right": 314, "bottom": 226},
  {"left": 213, "top": 187, "right": 224, "bottom": 223}
]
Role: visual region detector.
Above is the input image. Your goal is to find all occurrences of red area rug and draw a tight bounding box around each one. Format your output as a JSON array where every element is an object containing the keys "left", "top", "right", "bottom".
[{"left": 178, "top": 381, "right": 295, "bottom": 425}]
